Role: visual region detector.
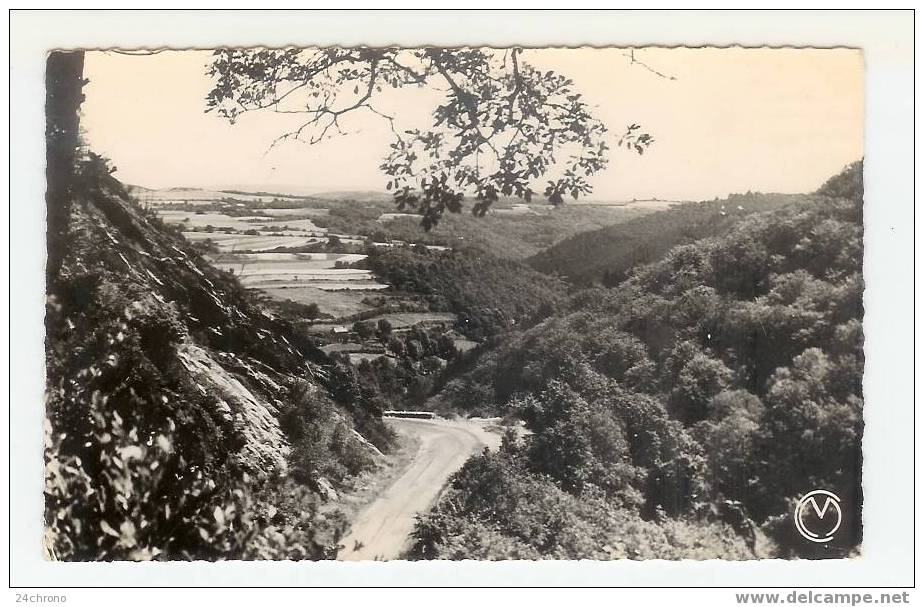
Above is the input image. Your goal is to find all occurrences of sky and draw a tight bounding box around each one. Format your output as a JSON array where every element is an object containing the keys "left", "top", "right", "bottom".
[{"left": 81, "top": 47, "right": 863, "bottom": 201}]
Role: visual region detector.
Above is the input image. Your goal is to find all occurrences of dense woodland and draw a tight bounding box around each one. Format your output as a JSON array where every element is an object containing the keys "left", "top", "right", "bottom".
[
  {"left": 415, "top": 162, "right": 863, "bottom": 559},
  {"left": 307, "top": 246, "right": 570, "bottom": 410},
  {"left": 363, "top": 246, "right": 567, "bottom": 340},
  {"left": 529, "top": 192, "right": 802, "bottom": 285}
]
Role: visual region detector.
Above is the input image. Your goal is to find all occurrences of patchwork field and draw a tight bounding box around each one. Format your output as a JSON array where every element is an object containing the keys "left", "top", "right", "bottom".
[
  {"left": 261, "top": 207, "right": 331, "bottom": 217},
  {"left": 212, "top": 253, "right": 387, "bottom": 291},
  {"left": 159, "top": 210, "right": 327, "bottom": 234},
  {"left": 580, "top": 199, "right": 683, "bottom": 212},
  {"left": 259, "top": 286, "right": 375, "bottom": 317},
  {"left": 181, "top": 232, "right": 322, "bottom": 252},
  {"left": 451, "top": 338, "right": 480, "bottom": 352},
  {"left": 348, "top": 352, "right": 392, "bottom": 364},
  {"left": 133, "top": 187, "right": 292, "bottom": 204},
  {"left": 149, "top": 199, "right": 394, "bottom": 319},
  {"left": 258, "top": 218, "right": 327, "bottom": 231},
  {"left": 320, "top": 342, "right": 365, "bottom": 355},
  {"left": 143, "top": 188, "right": 673, "bottom": 352}
]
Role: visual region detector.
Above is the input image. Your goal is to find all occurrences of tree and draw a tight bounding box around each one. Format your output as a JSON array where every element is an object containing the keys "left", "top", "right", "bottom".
[
  {"left": 386, "top": 334, "right": 405, "bottom": 356},
  {"left": 46, "top": 50, "right": 86, "bottom": 286},
  {"left": 352, "top": 320, "right": 374, "bottom": 342},
  {"left": 326, "top": 235, "right": 343, "bottom": 251},
  {"left": 750, "top": 348, "right": 862, "bottom": 517},
  {"left": 406, "top": 339, "right": 424, "bottom": 360},
  {"left": 668, "top": 352, "right": 734, "bottom": 425},
  {"left": 206, "top": 48, "right": 653, "bottom": 228},
  {"left": 376, "top": 318, "right": 393, "bottom": 338},
  {"left": 817, "top": 160, "right": 863, "bottom": 203},
  {"left": 302, "top": 302, "right": 321, "bottom": 320},
  {"left": 691, "top": 390, "right": 764, "bottom": 503}
]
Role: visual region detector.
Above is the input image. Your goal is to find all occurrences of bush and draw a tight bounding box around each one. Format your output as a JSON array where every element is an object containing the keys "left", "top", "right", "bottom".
[
  {"left": 279, "top": 382, "right": 378, "bottom": 484},
  {"left": 44, "top": 408, "right": 327, "bottom": 561},
  {"left": 409, "top": 449, "right": 753, "bottom": 561}
]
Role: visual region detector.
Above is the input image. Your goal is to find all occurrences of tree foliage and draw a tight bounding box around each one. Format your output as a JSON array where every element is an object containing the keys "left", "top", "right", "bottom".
[
  {"left": 529, "top": 192, "right": 803, "bottom": 285},
  {"left": 363, "top": 245, "right": 567, "bottom": 340},
  {"left": 409, "top": 447, "right": 752, "bottom": 561},
  {"left": 421, "top": 162, "right": 864, "bottom": 559},
  {"left": 207, "top": 48, "right": 652, "bottom": 228}
]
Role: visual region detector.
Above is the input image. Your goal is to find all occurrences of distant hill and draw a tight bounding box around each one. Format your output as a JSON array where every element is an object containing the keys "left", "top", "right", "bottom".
[
  {"left": 220, "top": 188, "right": 307, "bottom": 199},
  {"left": 527, "top": 192, "right": 805, "bottom": 285},
  {"left": 126, "top": 185, "right": 283, "bottom": 202},
  {"left": 310, "top": 190, "right": 394, "bottom": 204},
  {"left": 130, "top": 184, "right": 697, "bottom": 261}
]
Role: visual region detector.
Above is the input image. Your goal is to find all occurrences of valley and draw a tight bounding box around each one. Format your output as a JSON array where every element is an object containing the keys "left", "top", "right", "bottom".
[
  {"left": 38, "top": 42, "right": 871, "bottom": 570},
  {"left": 137, "top": 185, "right": 687, "bottom": 555},
  {"left": 145, "top": 186, "right": 666, "bottom": 377},
  {"left": 46, "top": 159, "right": 865, "bottom": 562}
]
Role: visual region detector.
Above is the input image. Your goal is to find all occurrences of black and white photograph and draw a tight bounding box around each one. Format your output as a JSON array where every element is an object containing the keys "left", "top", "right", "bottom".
[{"left": 8, "top": 7, "right": 917, "bottom": 595}]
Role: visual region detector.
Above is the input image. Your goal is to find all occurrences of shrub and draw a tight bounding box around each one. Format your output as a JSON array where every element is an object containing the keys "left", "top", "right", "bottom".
[
  {"left": 44, "top": 408, "right": 327, "bottom": 561},
  {"left": 280, "top": 382, "right": 378, "bottom": 484},
  {"left": 409, "top": 449, "right": 753, "bottom": 561}
]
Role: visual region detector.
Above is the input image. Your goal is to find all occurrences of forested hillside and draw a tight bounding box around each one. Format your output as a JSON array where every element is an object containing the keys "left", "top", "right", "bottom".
[
  {"left": 528, "top": 192, "right": 801, "bottom": 285},
  {"left": 44, "top": 156, "right": 391, "bottom": 560},
  {"left": 365, "top": 203, "right": 648, "bottom": 260},
  {"left": 363, "top": 246, "right": 568, "bottom": 340},
  {"left": 417, "top": 162, "right": 863, "bottom": 560}
]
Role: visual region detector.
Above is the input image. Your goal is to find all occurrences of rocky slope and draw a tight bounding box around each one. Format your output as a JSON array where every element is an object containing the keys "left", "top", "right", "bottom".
[{"left": 44, "top": 157, "right": 386, "bottom": 560}]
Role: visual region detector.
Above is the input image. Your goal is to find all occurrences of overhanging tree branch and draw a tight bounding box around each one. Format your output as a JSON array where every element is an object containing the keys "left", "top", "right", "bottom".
[{"left": 206, "top": 47, "right": 655, "bottom": 228}]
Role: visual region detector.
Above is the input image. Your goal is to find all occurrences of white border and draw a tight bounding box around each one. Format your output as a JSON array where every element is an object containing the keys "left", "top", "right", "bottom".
[{"left": 7, "top": 9, "right": 916, "bottom": 587}]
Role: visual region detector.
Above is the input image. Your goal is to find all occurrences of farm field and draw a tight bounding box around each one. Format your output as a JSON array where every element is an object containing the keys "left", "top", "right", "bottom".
[
  {"left": 149, "top": 198, "right": 398, "bottom": 321},
  {"left": 258, "top": 218, "right": 327, "bottom": 231},
  {"left": 378, "top": 212, "right": 422, "bottom": 222},
  {"left": 228, "top": 253, "right": 367, "bottom": 262},
  {"left": 361, "top": 312, "right": 457, "bottom": 329},
  {"left": 451, "top": 338, "right": 480, "bottom": 352},
  {"left": 181, "top": 231, "right": 322, "bottom": 251},
  {"left": 160, "top": 210, "right": 274, "bottom": 230},
  {"left": 159, "top": 210, "right": 328, "bottom": 234},
  {"left": 348, "top": 352, "right": 392, "bottom": 364},
  {"left": 259, "top": 286, "right": 375, "bottom": 317},
  {"left": 308, "top": 312, "right": 457, "bottom": 332},
  {"left": 211, "top": 253, "right": 387, "bottom": 291},
  {"left": 133, "top": 187, "right": 289, "bottom": 204},
  {"left": 261, "top": 207, "right": 331, "bottom": 217},
  {"left": 247, "top": 279, "right": 388, "bottom": 290},
  {"left": 320, "top": 343, "right": 365, "bottom": 355}
]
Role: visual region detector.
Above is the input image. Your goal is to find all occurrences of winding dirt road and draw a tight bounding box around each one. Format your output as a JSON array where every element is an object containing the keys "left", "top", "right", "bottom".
[{"left": 337, "top": 417, "right": 501, "bottom": 561}]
